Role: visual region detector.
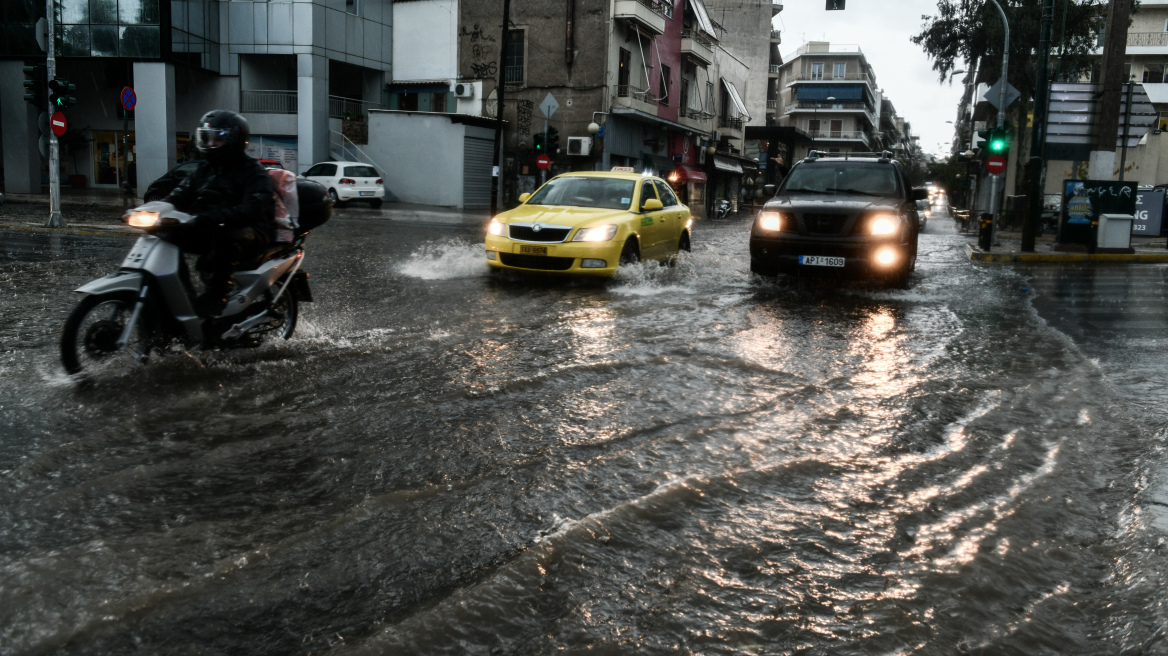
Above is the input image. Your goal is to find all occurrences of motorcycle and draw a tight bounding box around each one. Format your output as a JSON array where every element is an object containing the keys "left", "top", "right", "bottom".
[
  {"left": 713, "top": 199, "right": 732, "bottom": 219},
  {"left": 60, "top": 181, "right": 331, "bottom": 375}
]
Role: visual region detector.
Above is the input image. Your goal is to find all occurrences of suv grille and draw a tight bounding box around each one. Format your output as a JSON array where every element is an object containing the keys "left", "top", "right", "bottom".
[
  {"left": 802, "top": 213, "right": 849, "bottom": 235},
  {"left": 508, "top": 225, "right": 572, "bottom": 242}
]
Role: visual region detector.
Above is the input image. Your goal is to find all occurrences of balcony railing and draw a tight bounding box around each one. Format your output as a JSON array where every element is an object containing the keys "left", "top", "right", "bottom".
[
  {"left": 504, "top": 66, "right": 524, "bottom": 84},
  {"left": 614, "top": 84, "right": 657, "bottom": 104},
  {"left": 329, "top": 95, "right": 383, "bottom": 119},
  {"left": 241, "top": 89, "right": 298, "bottom": 114},
  {"left": 788, "top": 100, "right": 873, "bottom": 112},
  {"left": 770, "top": 30, "right": 781, "bottom": 41},
  {"left": 794, "top": 72, "right": 875, "bottom": 85},
  {"left": 1129, "top": 32, "right": 1168, "bottom": 47},
  {"left": 769, "top": 65, "right": 781, "bottom": 75},
  {"left": 614, "top": 0, "right": 667, "bottom": 34},
  {"left": 719, "top": 115, "right": 743, "bottom": 130},
  {"left": 681, "top": 29, "right": 715, "bottom": 66},
  {"left": 766, "top": 100, "right": 778, "bottom": 110},
  {"left": 680, "top": 28, "right": 713, "bottom": 47},
  {"left": 807, "top": 130, "right": 871, "bottom": 143}
]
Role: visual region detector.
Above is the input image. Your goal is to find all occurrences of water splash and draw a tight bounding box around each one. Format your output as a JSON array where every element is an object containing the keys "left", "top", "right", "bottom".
[{"left": 397, "top": 240, "right": 488, "bottom": 280}]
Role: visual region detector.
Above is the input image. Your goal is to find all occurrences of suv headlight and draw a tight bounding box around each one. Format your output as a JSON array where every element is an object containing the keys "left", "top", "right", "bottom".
[
  {"left": 757, "top": 211, "right": 783, "bottom": 232},
  {"left": 488, "top": 219, "right": 506, "bottom": 236},
  {"left": 573, "top": 224, "right": 618, "bottom": 242},
  {"left": 868, "top": 214, "right": 900, "bottom": 236}
]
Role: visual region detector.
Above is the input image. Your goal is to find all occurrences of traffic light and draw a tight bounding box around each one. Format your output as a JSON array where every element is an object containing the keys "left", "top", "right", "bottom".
[
  {"left": 23, "top": 64, "right": 47, "bottom": 109},
  {"left": 987, "top": 128, "right": 1009, "bottom": 155},
  {"left": 49, "top": 78, "right": 77, "bottom": 108},
  {"left": 975, "top": 128, "right": 992, "bottom": 151},
  {"left": 533, "top": 132, "right": 545, "bottom": 153},
  {"left": 546, "top": 126, "right": 560, "bottom": 154}
]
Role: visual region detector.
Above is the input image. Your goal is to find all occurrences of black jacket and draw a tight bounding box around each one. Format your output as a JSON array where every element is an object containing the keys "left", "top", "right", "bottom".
[{"left": 164, "top": 152, "right": 275, "bottom": 233}]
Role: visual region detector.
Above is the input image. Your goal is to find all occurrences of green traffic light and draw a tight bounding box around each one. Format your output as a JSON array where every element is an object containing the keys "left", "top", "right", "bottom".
[{"left": 990, "top": 138, "right": 1005, "bottom": 152}]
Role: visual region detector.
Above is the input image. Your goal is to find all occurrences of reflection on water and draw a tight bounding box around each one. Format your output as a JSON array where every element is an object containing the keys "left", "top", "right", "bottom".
[{"left": 0, "top": 221, "right": 1164, "bottom": 655}]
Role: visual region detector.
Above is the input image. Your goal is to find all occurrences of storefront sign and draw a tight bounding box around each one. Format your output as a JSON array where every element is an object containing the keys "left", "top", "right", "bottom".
[
  {"left": 1134, "top": 189, "right": 1164, "bottom": 236},
  {"left": 1058, "top": 179, "right": 1138, "bottom": 247}
]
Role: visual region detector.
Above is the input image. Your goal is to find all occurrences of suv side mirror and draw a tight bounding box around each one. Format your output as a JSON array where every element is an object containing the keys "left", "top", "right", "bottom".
[
  {"left": 911, "top": 187, "right": 929, "bottom": 201},
  {"left": 763, "top": 184, "right": 776, "bottom": 197},
  {"left": 642, "top": 198, "right": 664, "bottom": 212}
]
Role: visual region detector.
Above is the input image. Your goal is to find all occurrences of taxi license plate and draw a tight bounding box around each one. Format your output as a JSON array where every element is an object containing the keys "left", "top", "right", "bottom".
[
  {"left": 519, "top": 245, "right": 547, "bottom": 255},
  {"left": 359, "top": 191, "right": 375, "bottom": 196},
  {"left": 799, "top": 255, "right": 845, "bottom": 267}
]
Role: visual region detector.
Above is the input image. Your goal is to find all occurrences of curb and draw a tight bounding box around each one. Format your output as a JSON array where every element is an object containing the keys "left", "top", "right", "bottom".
[{"left": 966, "top": 242, "right": 1168, "bottom": 263}]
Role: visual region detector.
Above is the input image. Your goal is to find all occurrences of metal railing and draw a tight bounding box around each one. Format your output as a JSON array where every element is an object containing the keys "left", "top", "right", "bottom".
[
  {"left": 1129, "top": 32, "right": 1168, "bottom": 47},
  {"left": 766, "top": 100, "right": 778, "bottom": 110},
  {"left": 614, "top": 84, "right": 657, "bottom": 104},
  {"left": 789, "top": 100, "right": 873, "bottom": 112},
  {"left": 770, "top": 30, "right": 781, "bottom": 40},
  {"left": 807, "top": 130, "right": 870, "bottom": 142},
  {"left": 769, "top": 65, "right": 781, "bottom": 74},
  {"left": 681, "top": 29, "right": 713, "bottom": 47},
  {"left": 241, "top": 89, "right": 297, "bottom": 114},
  {"left": 794, "top": 72, "right": 875, "bottom": 85},
  {"left": 328, "top": 129, "right": 390, "bottom": 176},
  {"left": 719, "top": 116, "right": 743, "bottom": 129},
  {"left": 504, "top": 65, "right": 524, "bottom": 84},
  {"left": 329, "top": 95, "right": 382, "bottom": 120},
  {"left": 617, "top": 0, "right": 668, "bottom": 19}
]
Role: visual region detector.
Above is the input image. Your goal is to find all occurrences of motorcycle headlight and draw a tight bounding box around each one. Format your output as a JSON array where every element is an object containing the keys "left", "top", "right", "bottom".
[
  {"left": 757, "top": 211, "right": 783, "bottom": 232},
  {"left": 488, "top": 219, "right": 506, "bottom": 236},
  {"left": 573, "top": 224, "right": 618, "bottom": 242},
  {"left": 868, "top": 214, "right": 900, "bottom": 236},
  {"left": 126, "top": 211, "right": 160, "bottom": 228}
]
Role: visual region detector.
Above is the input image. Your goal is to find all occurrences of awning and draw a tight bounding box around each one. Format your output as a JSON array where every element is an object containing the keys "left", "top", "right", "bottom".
[
  {"left": 722, "top": 80, "right": 750, "bottom": 120},
  {"left": 689, "top": 0, "right": 718, "bottom": 39},
  {"left": 1143, "top": 82, "right": 1168, "bottom": 104},
  {"left": 713, "top": 156, "right": 743, "bottom": 174},
  {"left": 669, "top": 165, "right": 707, "bottom": 183}
]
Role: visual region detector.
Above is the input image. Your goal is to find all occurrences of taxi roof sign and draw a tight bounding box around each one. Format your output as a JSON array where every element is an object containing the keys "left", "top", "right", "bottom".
[{"left": 611, "top": 166, "right": 635, "bottom": 172}]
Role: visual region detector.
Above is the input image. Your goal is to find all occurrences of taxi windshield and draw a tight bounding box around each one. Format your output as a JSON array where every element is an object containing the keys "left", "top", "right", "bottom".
[
  {"left": 527, "top": 177, "right": 636, "bottom": 210},
  {"left": 781, "top": 163, "right": 900, "bottom": 197}
]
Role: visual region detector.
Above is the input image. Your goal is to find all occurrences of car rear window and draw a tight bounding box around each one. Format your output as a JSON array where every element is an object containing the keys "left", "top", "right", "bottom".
[
  {"left": 781, "top": 163, "right": 900, "bottom": 197},
  {"left": 344, "top": 166, "right": 378, "bottom": 178},
  {"left": 527, "top": 177, "right": 636, "bottom": 210}
]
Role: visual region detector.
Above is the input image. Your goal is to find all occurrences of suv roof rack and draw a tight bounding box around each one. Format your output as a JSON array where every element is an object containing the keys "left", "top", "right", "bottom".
[{"left": 803, "top": 150, "right": 896, "bottom": 163}]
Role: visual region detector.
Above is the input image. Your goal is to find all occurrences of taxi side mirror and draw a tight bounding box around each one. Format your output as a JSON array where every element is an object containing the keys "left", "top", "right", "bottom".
[
  {"left": 518, "top": 193, "right": 531, "bottom": 203},
  {"left": 642, "top": 198, "right": 664, "bottom": 212}
]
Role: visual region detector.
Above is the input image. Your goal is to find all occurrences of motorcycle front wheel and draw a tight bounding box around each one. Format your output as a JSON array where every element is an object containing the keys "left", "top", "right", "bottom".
[{"left": 60, "top": 291, "right": 153, "bottom": 375}]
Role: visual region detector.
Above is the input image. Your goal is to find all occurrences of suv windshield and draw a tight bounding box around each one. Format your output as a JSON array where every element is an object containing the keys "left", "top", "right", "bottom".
[
  {"left": 781, "top": 163, "right": 900, "bottom": 197},
  {"left": 527, "top": 177, "right": 636, "bottom": 210}
]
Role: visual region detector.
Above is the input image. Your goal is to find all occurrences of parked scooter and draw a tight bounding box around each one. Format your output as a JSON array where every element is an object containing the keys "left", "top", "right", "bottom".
[
  {"left": 713, "top": 199, "right": 733, "bottom": 219},
  {"left": 60, "top": 181, "right": 332, "bottom": 375}
]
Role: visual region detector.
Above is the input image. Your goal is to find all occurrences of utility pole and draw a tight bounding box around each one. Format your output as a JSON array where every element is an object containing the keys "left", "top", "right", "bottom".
[
  {"left": 1021, "top": 0, "right": 1055, "bottom": 251},
  {"left": 45, "top": 0, "right": 64, "bottom": 228},
  {"left": 1090, "top": 0, "right": 1132, "bottom": 179},
  {"left": 489, "top": 0, "right": 512, "bottom": 217}
]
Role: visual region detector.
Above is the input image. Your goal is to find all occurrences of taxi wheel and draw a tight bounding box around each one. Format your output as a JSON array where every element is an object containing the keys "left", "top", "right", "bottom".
[
  {"left": 619, "top": 239, "right": 640, "bottom": 266},
  {"left": 678, "top": 232, "right": 691, "bottom": 252}
]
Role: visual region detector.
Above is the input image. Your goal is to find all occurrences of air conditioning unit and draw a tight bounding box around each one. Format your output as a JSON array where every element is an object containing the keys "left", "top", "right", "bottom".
[
  {"left": 567, "top": 136, "right": 593, "bottom": 156},
  {"left": 454, "top": 83, "right": 475, "bottom": 99}
]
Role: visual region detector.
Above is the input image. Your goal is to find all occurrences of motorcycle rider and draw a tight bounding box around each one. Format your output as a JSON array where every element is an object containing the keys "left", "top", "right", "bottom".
[{"left": 163, "top": 110, "right": 275, "bottom": 318}]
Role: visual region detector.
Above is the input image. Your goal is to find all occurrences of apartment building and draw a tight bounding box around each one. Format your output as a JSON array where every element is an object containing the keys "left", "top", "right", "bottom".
[{"left": 1, "top": 0, "right": 392, "bottom": 196}]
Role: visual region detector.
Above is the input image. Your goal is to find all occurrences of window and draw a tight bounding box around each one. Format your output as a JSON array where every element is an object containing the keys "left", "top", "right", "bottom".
[
  {"left": 346, "top": 0, "right": 358, "bottom": 16},
  {"left": 833, "top": 62, "right": 846, "bottom": 79},
  {"left": 680, "top": 77, "right": 690, "bottom": 111},
  {"left": 640, "top": 181, "right": 659, "bottom": 207},
  {"left": 808, "top": 119, "right": 821, "bottom": 135},
  {"left": 619, "top": 48, "right": 631, "bottom": 94},
  {"left": 706, "top": 81, "right": 715, "bottom": 113},
  {"left": 811, "top": 63, "right": 824, "bottom": 80},
  {"left": 660, "top": 64, "right": 671, "bottom": 105},
  {"left": 830, "top": 119, "right": 843, "bottom": 137},
  {"left": 1164, "top": 18, "right": 1168, "bottom": 32},
  {"left": 654, "top": 180, "right": 680, "bottom": 207},
  {"left": 1145, "top": 64, "right": 1165, "bottom": 84},
  {"left": 344, "top": 166, "right": 378, "bottom": 177},
  {"left": 505, "top": 30, "right": 525, "bottom": 84},
  {"left": 433, "top": 92, "right": 447, "bottom": 112}
]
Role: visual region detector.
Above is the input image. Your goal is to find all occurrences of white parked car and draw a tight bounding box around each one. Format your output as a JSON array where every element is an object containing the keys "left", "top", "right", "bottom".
[{"left": 302, "top": 161, "right": 384, "bottom": 208}]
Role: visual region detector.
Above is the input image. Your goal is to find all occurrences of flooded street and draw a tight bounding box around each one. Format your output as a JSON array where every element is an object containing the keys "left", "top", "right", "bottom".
[{"left": 1, "top": 209, "right": 1166, "bottom": 655}]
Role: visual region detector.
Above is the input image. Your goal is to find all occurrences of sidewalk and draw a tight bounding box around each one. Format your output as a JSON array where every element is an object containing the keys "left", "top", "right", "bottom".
[{"left": 965, "top": 230, "right": 1168, "bottom": 264}]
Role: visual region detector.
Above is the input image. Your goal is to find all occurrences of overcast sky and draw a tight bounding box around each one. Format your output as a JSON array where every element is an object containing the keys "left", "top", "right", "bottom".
[{"left": 773, "top": 0, "right": 965, "bottom": 159}]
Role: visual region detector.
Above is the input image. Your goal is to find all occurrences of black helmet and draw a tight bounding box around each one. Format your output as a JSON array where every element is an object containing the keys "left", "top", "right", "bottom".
[{"left": 195, "top": 109, "right": 250, "bottom": 163}]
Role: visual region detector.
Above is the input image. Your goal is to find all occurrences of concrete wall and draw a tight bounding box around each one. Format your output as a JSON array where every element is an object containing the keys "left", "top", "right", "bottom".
[
  {"left": 364, "top": 111, "right": 467, "bottom": 207},
  {"left": 703, "top": 0, "right": 773, "bottom": 126},
  {"left": 393, "top": 0, "right": 457, "bottom": 81}
]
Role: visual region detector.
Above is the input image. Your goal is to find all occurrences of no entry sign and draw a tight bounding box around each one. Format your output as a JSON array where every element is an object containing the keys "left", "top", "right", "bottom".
[
  {"left": 536, "top": 154, "right": 551, "bottom": 170},
  {"left": 120, "top": 86, "right": 136, "bottom": 111},
  {"left": 49, "top": 111, "right": 67, "bottom": 136},
  {"left": 986, "top": 155, "right": 1006, "bottom": 175}
]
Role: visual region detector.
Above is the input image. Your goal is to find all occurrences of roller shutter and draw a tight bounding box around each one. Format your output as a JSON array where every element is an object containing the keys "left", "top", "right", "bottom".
[{"left": 463, "top": 136, "right": 495, "bottom": 208}]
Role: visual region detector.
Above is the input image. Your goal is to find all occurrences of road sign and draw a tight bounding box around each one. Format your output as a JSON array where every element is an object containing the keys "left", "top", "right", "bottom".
[
  {"left": 50, "top": 111, "right": 67, "bottom": 136},
  {"left": 540, "top": 93, "right": 558, "bottom": 119},
  {"left": 982, "top": 78, "right": 1020, "bottom": 110},
  {"left": 536, "top": 154, "right": 551, "bottom": 170},
  {"left": 986, "top": 155, "right": 1006, "bottom": 175},
  {"left": 120, "top": 86, "right": 136, "bottom": 111},
  {"left": 35, "top": 17, "right": 47, "bottom": 52}
]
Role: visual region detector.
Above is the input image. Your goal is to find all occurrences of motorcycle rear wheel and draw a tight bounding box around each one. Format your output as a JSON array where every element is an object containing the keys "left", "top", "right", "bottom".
[{"left": 60, "top": 291, "right": 152, "bottom": 375}]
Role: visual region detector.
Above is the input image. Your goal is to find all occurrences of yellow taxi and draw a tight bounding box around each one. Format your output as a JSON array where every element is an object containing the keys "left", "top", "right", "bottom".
[{"left": 485, "top": 170, "right": 693, "bottom": 277}]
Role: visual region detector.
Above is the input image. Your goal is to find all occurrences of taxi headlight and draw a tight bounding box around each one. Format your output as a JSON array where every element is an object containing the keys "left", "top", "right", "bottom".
[
  {"left": 488, "top": 219, "right": 506, "bottom": 236},
  {"left": 869, "top": 214, "right": 900, "bottom": 236},
  {"left": 758, "top": 211, "right": 783, "bottom": 232},
  {"left": 573, "top": 224, "right": 618, "bottom": 242},
  {"left": 126, "top": 211, "right": 160, "bottom": 228}
]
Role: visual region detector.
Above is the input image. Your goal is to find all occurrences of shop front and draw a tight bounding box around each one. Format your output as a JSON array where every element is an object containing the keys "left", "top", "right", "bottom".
[{"left": 667, "top": 133, "right": 707, "bottom": 218}]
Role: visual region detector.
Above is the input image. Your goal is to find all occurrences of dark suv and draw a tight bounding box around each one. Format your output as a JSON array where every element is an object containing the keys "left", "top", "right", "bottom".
[{"left": 749, "top": 151, "right": 928, "bottom": 287}]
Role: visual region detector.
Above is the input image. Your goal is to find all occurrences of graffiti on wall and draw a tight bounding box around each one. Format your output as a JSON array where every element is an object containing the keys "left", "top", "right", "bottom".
[
  {"left": 462, "top": 23, "right": 497, "bottom": 79},
  {"left": 516, "top": 100, "right": 534, "bottom": 137}
]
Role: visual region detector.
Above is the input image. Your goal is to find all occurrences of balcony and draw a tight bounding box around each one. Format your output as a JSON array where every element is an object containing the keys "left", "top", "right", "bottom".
[
  {"left": 719, "top": 115, "right": 744, "bottom": 130},
  {"left": 807, "top": 130, "right": 871, "bottom": 146},
  {"left": 612, "top": 84, "right": 659, "bottom": 114},
  {"left": 242, "top": 89, "right": 298, "bottom": 114},
  {"left": 329, "top": 95, "right": 383, "bottom": 120},
  {"left": 770, "top": 30, "right": 781, "bottom": 42},
  {"left": 1128, "top": 31, "right": 1168, "bottom": 53},
  {"left": 614, "top": 0, "right": 666, "bottom": 36},
  {"left": 769, "top": 65, "right": 781, "bottom": 76},
  {"left": 792, "top": 72, "right": 876, "bottom": 87},
  {"left": 681, "top": 29, "right": 715, "bottom": 67},
  {"left": 766, "top": 100, "right": 778, "bottom": 110}
]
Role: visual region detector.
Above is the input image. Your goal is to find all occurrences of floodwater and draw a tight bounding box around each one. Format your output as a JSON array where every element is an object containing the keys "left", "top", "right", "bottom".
[{"left": 1, "top": 208, "right": 1166, "bottom": 655}]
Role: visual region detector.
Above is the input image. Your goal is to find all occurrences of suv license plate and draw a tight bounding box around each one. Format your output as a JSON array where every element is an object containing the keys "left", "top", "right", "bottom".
[
  {"left": 799, "top": 255, "right": 845, "bottom": 267},
  {"left": 519, "top": 245, "right": 548, "bottom": 255}
]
